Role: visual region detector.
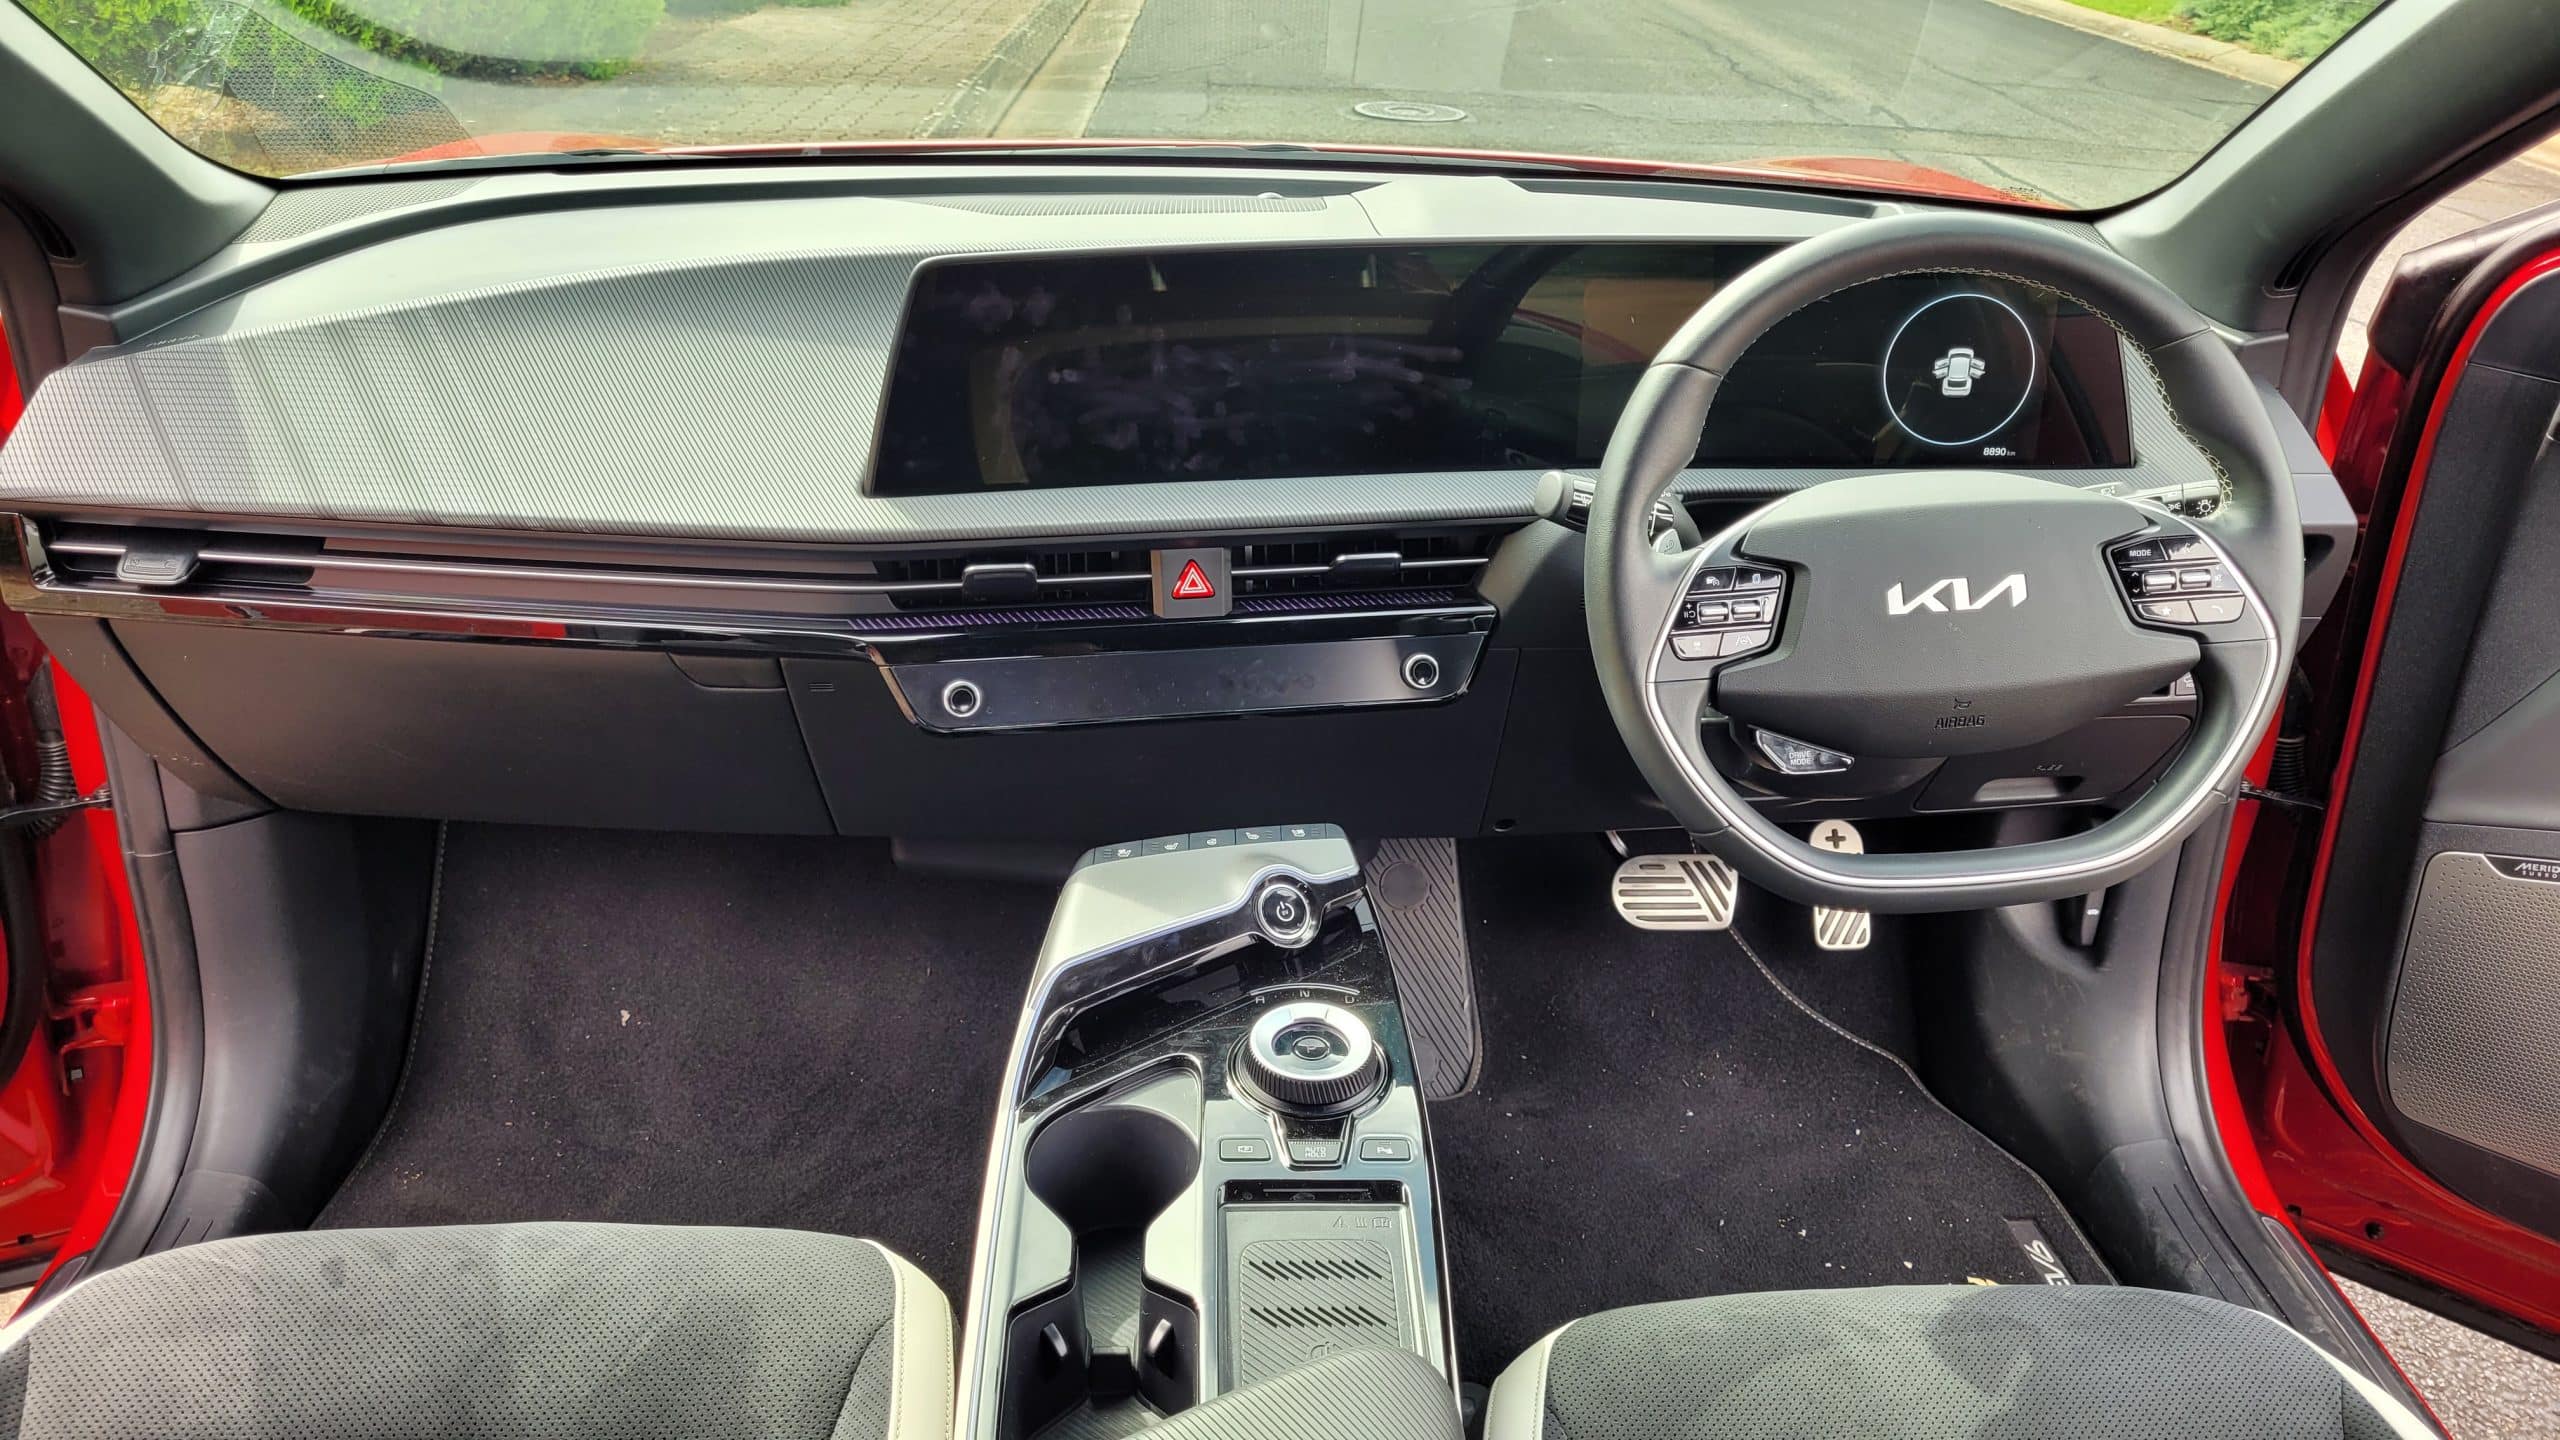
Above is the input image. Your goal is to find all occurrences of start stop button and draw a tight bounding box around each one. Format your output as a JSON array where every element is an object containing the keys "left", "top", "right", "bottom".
[{"left": 1254, "top": 879, "right": 1319, "bottom": 949}]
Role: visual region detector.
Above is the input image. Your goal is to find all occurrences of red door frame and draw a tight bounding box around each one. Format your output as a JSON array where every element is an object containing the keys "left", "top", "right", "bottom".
[
  {"left": 2226, "top": 251, "right": 2560, "bottom": 1341},
  {"left": 0, "top": 324, "right": 157, "bottom": 1306}
]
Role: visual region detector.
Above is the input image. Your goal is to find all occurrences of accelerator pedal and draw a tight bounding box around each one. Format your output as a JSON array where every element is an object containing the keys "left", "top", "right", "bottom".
[
  {"left": 1372, "top": 838, "right": 1481, "bottom": 1100},
  {"left": 1808, "top": 819, "right": 1873, "bottom": 952},
  {"left": 1611, "top": 852, "right": 1738, "bottom": 931}
]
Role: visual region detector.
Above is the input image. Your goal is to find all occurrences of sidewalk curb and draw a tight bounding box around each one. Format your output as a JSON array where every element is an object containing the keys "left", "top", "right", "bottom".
[
  {"left": 1976, "top": 0, "right": 2300, "bottom": 90},
  {"left": 1985, "top": 0, "right": 2560, "bottom": 177},
  {"left": 917, "top": 0, "right": 1095, "bottom": 138}
]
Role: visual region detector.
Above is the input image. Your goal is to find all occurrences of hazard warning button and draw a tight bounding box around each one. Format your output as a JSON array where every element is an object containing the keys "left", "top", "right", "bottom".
[{"left": 1152, "top": 548, "right": 1231, "bottom": 618}]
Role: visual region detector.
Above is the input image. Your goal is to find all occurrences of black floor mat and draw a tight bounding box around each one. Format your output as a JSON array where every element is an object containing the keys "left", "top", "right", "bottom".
[
  {"left": 319, "top": 824, "right": 1053, "bottom": 1304},
  {"left": 1431, "top": 836, "right": 2107, "bottom": 1379}
]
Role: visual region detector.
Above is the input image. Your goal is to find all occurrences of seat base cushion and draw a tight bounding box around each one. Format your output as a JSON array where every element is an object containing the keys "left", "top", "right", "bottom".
[
  {"left": 1487, "top": 1285, "right": 2433, "bottom": 1440},
  {"left": 1, "top": 1222, "right": 950, "bottom": 1440}
]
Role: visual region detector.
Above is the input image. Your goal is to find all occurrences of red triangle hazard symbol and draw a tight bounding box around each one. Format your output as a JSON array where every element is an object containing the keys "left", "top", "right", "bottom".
[{"left": 1171, "top": 560, "right": 1217, "bottom": 600}]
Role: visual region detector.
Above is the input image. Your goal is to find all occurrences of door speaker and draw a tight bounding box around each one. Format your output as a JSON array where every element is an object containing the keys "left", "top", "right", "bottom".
[{"left": 2385, "top": 851, "right": 2560, "bottom": 1179}]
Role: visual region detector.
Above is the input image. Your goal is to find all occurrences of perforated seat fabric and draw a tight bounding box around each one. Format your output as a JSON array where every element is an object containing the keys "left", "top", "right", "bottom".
[
  {"left": 0, "top": 1222, "right": 952, "bottom": 1440},
  {"left": 1485, "top": 1285, "right": 2436, "bottom": 1440}
]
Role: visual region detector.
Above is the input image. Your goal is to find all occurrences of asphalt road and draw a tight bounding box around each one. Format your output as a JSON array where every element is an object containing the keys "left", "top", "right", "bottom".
[{"left": 1084, "top": 0, "right": 2268, "bottom": 207}]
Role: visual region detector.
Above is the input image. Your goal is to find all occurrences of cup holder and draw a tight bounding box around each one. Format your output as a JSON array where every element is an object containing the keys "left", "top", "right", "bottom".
[
  {"left": 1005, "top": 1095, "right": 1205, "bottom": 1437},
  {"left": 1024, "top": 1105, "right": 1198, "bottom": 1233}
]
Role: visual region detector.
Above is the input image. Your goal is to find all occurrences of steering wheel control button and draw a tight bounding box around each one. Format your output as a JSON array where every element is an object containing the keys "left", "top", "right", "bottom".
[
  {"left": 1756, "top": 730, "right": 1853, "bottom": 776},
  {"left": 1254, "top": 879, "right": 1321, "bottom": 949},
  {"left": 1881, "top": 292, "right": 2038, "bottom": 452},
  {"left": 1669, "top": 563, "right": 1787, "bottom": 670},
  {"left": 1217, "top": 1136, "right": 1273, "bottom": 1163},
  {"left": 1357, "top": 1135, "right": 1416, "bottom": 1162},
  {"left": 1237, "top": 1002, "right": 1386, "bottom": 1117},
  {"left": 2111, "top": 533, "right": 2249, "bottom": 631}
]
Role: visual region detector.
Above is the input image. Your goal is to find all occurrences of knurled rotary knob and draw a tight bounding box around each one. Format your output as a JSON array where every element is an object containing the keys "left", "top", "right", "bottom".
[{"left": 1235, "top": 1002, "right": 1386, "bottom": 1115}]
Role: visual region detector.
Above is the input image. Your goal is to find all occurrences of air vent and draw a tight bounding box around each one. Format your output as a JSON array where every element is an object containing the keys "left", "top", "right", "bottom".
[
  {"left": 871, "top": 530, "right": 1505, "bottom": 614},
  {"left": 26, "top": 520, "right": 1505, "bottom": 627},
  {"left": 31, "top": 522, "right": 939, "bottom": 615},
  {"left": 869, "top": 547, "right": 1153, "bottom": 609},
  {"left": 1232, "top": 530, "right": 1499, "bottom": 598}
]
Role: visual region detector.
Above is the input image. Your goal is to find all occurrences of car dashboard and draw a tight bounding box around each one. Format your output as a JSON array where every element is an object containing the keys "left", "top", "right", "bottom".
[{"left": 0, "top": 165, "right": 2350, "bottom": 845}]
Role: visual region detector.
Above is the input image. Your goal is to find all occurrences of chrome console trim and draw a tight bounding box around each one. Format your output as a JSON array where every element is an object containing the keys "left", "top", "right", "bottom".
[{"left": 956, "top": 834, "right": 1362, "bottom": 1440}]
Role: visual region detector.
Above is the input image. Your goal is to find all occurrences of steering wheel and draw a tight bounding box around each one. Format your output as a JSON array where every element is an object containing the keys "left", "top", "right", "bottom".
[{"left": 1587, "top": 212, "right": 2301, "bottom": 912}]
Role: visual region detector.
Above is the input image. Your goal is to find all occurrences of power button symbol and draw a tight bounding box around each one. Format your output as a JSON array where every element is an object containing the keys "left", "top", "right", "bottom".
[{"left": 1255, "top": 880, "right": 1319, "bottom": 950}]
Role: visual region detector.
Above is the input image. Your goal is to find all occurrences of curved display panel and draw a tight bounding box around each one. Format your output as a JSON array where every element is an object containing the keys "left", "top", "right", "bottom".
[{"left": 872, "top": 246, "right": 2133, "bottom": 494}]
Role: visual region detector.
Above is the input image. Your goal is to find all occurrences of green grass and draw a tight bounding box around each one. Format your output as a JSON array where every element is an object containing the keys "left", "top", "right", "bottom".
[
  {"left": 2065, "top": 0, "right": 2183, "bottom": 22},
  {"left": 2057, "top": 0, "right": 2379, "bottom": 60}
]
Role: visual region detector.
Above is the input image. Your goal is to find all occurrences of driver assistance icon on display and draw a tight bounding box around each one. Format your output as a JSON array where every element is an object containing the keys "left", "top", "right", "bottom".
[{"left": 1932, "top": 346, "right": 1987, "bottom": 397}]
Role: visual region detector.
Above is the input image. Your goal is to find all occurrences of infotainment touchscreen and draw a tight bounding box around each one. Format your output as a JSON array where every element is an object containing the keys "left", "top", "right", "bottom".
[{"left": 869, "top": 244, "right": 2133, "bottom": 494}]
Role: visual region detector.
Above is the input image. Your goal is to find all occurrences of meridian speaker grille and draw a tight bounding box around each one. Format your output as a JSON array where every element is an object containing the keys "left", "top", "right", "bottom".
[{"left": 2385, "top": 851, "right": 2560, "bottom": 1179}]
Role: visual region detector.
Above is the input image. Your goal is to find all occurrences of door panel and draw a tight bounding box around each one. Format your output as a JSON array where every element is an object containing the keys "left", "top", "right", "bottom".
[{"left": 2278, "top": 216, "right": 2560, "bottom": 1344}]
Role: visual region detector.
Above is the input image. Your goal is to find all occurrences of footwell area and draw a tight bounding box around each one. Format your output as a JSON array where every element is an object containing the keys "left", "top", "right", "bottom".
[
  {"left": 318, "top": 824, "right": 1053, "bottom": 1303},
  {"left": 1431, "top": 836, "right": 2108, "bottom": 1379}
]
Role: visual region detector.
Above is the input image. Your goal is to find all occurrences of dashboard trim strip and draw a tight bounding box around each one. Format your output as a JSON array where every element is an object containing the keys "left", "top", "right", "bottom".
[{"left": 38, "top": 536, "right": 1489, "bottom": 595}]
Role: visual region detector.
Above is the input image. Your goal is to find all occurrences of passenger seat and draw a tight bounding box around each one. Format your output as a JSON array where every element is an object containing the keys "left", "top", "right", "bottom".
[
  {"left": 1487, "top": 1285, "right": 2436, "bottom": 1439},
  {"left": 0, "top": 1222, "right": 950, "bottom": 1440}
]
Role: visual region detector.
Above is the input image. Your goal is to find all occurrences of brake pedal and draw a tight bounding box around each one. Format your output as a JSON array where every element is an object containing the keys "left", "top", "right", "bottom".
[
  {"left": 1611, "top": 852, "right": 1737, "bottom": 931},
  {"left": 1808, "top": 820, "right": 1872, "bottom": 951}
]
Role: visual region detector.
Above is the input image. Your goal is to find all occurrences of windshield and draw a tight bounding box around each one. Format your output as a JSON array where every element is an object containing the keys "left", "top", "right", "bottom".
[{"left": 17, "top": 0, "right": 2380, "bottom": 207}]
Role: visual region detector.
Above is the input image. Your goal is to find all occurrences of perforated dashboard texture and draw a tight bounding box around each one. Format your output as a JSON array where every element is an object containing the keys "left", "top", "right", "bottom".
[{"left": 0, "top": 180, "right": 2217, "bottom": 543}]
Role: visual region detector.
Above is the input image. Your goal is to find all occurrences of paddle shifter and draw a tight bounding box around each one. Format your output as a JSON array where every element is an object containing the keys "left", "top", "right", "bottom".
[{"left": 1233, "top": 1002, "right": 1386, "bottom": 1117}]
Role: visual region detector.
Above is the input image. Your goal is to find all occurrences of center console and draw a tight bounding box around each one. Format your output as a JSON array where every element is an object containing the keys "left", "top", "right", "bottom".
[{"left": 958, "top": 827, "right": 1454, "bottom": 1440}]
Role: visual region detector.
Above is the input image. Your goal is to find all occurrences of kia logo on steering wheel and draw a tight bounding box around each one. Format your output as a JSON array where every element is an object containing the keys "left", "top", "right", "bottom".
[{"left": 1884, "top": 573, "right": 2028, "bottom": 615}]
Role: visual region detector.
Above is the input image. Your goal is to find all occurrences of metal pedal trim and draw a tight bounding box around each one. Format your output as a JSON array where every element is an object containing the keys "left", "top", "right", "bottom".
[
  {"left": 1808, "top": 819, "right": 1871, "bottom": 952},
  {"left": 1611, "top": 853, "right": 1737, "bottom": 931}
]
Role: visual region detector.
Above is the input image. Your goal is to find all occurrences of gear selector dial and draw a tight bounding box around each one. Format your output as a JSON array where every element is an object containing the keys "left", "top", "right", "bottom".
[{"left": 1235, "top": 1002, "right": 1386, "bottom": 1115}]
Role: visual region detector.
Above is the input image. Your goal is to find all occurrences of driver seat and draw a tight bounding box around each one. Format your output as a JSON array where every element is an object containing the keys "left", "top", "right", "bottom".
[
  {"left": 1485, "top": 1285, "right": 2435, "bottom": 1440},
  {"left": 0, "top": 1222, "right": 951, "bottom": 1440}
]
